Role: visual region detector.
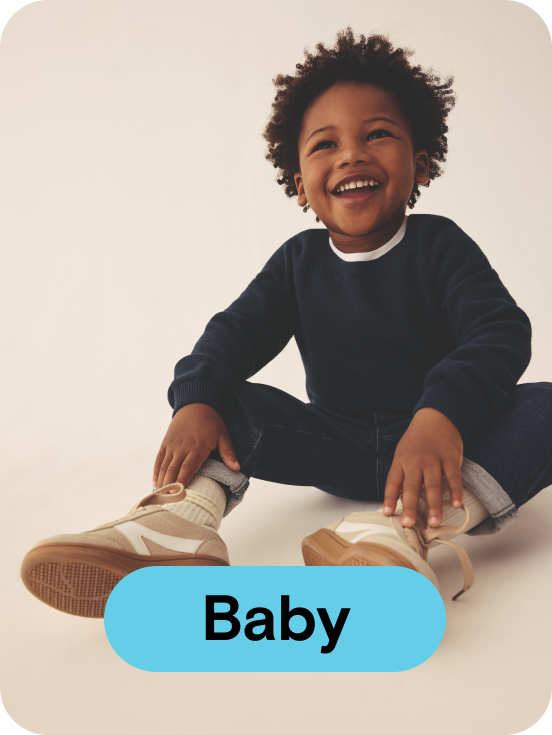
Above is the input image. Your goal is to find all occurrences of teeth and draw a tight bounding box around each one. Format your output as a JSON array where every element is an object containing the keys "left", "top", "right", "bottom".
[{"left": 336, "top": 179, "right": 379, "bottom": 193}]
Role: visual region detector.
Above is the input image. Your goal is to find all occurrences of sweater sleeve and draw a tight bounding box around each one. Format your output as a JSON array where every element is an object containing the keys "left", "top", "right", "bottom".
[
  {"left": 413, "top": 224, "right": 532, "bottom": 444},
  {"left": 167, "top": 245, "right": 294, "bottom": 417}
]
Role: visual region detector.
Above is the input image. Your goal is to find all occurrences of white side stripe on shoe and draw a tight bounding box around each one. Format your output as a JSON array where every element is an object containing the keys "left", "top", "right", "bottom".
[
  {"left": 116, "top": 521, "right": 203, "bottom": 556},
  {"left": 335, "top": 522, "right": 398, "bottom": 545}
]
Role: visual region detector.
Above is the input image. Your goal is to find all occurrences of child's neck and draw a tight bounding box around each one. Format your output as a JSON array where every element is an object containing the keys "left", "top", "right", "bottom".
[{"left": 329, "top": 214, "right": 406, "bottom": 254}]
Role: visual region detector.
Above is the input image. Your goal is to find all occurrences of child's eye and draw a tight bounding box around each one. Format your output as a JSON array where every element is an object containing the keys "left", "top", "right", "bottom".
[
  {"left": 313, "top": 140, "right": 336, "bottom": 151},
  {"left": 312, "top": 129, "right": 392, "bottom": 152},
  {"left": 367, "top": 129, "right": 391, "bottom": 141}
]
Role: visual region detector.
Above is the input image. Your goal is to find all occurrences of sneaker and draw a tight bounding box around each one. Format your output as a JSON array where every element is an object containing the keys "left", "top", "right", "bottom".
[
  {"left": 301, "top": 500, "right": 474, "bottom": 600},
  {"left": 20, "top": 483, "right": 229, "bottom": 618}
]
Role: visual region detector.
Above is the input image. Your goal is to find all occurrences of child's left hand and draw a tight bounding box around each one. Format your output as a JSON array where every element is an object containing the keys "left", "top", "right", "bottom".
[{"left": 382, "top": 407, "right": 464, "bottom": 528}]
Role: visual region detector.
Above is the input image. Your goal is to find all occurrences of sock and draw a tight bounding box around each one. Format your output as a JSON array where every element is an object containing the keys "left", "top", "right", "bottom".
[
  {"left": 165, "top": 475, "right": 227, "bottom": 530},
  {"left": 395, "top": 479, "right": 489, "bottom": 536}
]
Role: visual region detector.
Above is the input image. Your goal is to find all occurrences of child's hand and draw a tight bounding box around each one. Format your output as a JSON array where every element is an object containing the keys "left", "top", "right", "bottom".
[
  {"left": 382, "top": 407, "right": 464, "bottom": 528},
  {"left": 153, "top": 403, "right": 240, "bottom": 491}
]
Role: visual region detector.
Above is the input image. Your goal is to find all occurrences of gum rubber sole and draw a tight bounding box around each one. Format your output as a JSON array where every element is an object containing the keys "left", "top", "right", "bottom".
[
  {"left": 21, "top": 543, "right": 228, "bottom": 618},
  {"left": 302, "top": 528, "right": 419, "bottom": 569}
]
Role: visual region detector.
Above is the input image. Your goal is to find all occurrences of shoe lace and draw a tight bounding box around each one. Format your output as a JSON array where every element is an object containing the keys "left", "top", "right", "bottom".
[{"left": 402, "top": 503, "right": 474, "bottom": 601}]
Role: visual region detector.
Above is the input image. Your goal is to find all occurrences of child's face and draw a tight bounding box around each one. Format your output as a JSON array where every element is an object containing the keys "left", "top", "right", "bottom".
[{"left": 294, "top": 82, "right": 430, "bottom": 251}]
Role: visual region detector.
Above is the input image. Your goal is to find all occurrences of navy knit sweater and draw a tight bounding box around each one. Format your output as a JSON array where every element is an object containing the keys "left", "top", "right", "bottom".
[{"left": 168, "top": 214, "right": 532, "bottom": 444}]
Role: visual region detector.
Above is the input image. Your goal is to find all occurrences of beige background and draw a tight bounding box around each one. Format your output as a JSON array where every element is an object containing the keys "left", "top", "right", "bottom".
[{"left": 1, "top": 0, "right": 551, "bottom": 733}]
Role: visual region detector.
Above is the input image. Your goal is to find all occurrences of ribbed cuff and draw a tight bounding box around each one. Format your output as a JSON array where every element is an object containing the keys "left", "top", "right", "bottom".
[
  {"left": 168, "top": 379, "right": 227, "bottom": 417},
  {"left": 172, "top": 474, "right": 227, "bottom": 530},
  {"left": 413, "top": 384, "right": 484, "bottom": 444}
]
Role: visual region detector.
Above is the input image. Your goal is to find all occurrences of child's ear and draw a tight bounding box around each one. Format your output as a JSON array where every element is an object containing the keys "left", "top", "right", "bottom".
[
  {"left": 294, "top": 172, "right": 308, "bottom": 207},
  {"left": 414, "top": 151, "right": 430, "bottom": 185}
]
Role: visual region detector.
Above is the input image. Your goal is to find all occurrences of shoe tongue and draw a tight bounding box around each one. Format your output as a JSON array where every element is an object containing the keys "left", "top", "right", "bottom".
[
  {"left": 399, "top": 517, "right": 428, "bottom": 557},
  {"left": 127, "top": 483, "right": 187, "bottom": 514}
]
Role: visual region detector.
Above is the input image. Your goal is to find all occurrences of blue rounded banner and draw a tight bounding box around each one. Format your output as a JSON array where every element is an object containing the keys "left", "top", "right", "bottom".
[{"left": 104, "top": 566, "right": 445, "bottom": 672}]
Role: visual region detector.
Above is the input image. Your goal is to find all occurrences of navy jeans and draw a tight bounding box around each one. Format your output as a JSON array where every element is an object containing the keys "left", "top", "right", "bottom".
[{"left": 208, "top": 381, "right": 552, "bottom": 512}]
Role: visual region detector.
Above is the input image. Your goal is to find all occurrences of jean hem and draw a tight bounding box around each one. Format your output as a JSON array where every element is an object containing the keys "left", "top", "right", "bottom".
[
  {"left": 195, "top": 458, "right": 250, "bottom": 517},
  {"left": 462, "top": 457, "right": 518, "bottom": 536}
]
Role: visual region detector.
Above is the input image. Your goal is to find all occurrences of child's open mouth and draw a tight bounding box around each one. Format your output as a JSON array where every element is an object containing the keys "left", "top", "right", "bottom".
[{"left": 332, "top": 179, "right": 381, "bottom": 205}]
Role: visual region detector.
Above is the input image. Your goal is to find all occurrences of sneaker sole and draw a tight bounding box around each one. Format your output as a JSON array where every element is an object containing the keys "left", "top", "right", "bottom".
[
  {"left": 21, "top": 543, "right": 228, "bottom": 618},
  {"left": 301, "top": 528, "right": 440, "bottom": 591},
  {"left": 302, "top": 528, "right": 419, "bottom": 568}
]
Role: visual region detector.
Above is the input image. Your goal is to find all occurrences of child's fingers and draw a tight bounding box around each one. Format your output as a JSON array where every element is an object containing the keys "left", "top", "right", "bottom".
[
  {"left": 400, "top": 468, "right": 423, "bottom": 527},
  {"left": 218, "top": 429, "right": 241, "bottom": 471},
  {"left": 152, "top": 447, "right": 165, "bottom": 489},
  {"left": 443, "top": 461, "right": 464, "bottom": 509},
  {"left": 154, "top": 447, "right": 184, "bottom": 490},
  {"left": 153, "top": 448, "right": 173, "bottom": 489},
  {"left": 383, "top": 463, "right": 404, "bottom": 515},
  {"left": 422, "top": 463, "right": 444, "bottom": 527},
  {"left": 156, "top": 452, "right": 181, "bottom": 490},
  {"left": 175, "top": 449, "right": 207, "bottom": 489}
]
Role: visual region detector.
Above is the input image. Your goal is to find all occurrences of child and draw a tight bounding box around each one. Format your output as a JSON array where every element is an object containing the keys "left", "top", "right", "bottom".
[{"left": 21, "top": 28, "right": 552, "bottom": 617}]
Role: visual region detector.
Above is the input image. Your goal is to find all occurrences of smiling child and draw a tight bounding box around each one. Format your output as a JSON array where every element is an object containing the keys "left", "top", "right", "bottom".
[{"left": 21, "top": 28, "right": 552, "bottom": 616}]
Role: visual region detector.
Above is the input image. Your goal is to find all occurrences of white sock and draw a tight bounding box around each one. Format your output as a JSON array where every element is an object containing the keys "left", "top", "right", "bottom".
[{"left": 166, "top": 475, "right": 227, "bottom": 530}]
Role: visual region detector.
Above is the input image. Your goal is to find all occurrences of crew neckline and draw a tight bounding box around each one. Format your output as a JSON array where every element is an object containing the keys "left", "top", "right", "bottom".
[
  {"left": 314, "top": 214, "right": 419, "bottom": 277},
  {"left": 328, "top": 215, "right": 408, "bottom": 261}
]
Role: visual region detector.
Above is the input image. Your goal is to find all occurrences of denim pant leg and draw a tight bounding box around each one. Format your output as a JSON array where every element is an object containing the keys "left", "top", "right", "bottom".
[
  {"left": 197, "top": 380, "right": 552, "bottom": 523},
  {"left": 366, "top": 387, "right": 552, "bottom": 537},
  {"left": 200, "top": 381, "right": 381, "bottom": 515},
  {"left": 457, "top": 382, "right": 552, "bottom": 536}
]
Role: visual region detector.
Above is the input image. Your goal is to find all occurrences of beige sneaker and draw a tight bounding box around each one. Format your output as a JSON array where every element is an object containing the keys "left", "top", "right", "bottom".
[
  {"left": 301, "top": 501, "right": 474, "bottom": 601},
  {"left": 21, "top": 484, "right": 229, "bottom": 618}
]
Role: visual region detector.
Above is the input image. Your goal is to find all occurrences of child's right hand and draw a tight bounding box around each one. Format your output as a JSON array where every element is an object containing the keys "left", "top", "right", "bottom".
[{"left": 152, "top": 403, "right": 240, "bottom": 491}]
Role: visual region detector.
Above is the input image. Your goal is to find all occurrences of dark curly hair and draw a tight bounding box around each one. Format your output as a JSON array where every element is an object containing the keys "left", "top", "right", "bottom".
[{"left": 263, "top": 27, "right": 456, "bottom": 219}]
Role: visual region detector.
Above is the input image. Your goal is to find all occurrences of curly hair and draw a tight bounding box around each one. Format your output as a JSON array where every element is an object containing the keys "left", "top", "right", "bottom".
[{"left": 262, "top": 27, "right": 456, "bottom": 218}]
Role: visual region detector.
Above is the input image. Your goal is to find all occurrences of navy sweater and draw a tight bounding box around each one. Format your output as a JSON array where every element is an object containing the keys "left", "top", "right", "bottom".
[{"left": 168, "top": 214, "right": 532, "bottom": 444}]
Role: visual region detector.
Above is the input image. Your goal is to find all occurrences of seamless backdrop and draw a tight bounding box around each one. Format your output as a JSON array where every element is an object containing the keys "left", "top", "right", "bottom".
[{"left": 1, "top": 1, "right": 551, "bottom": 734}]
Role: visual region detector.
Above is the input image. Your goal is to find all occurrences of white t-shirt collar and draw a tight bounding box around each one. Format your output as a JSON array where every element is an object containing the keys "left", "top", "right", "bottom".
[{"left": 329, "top": 215, "right": 408, "bottom": 262}]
